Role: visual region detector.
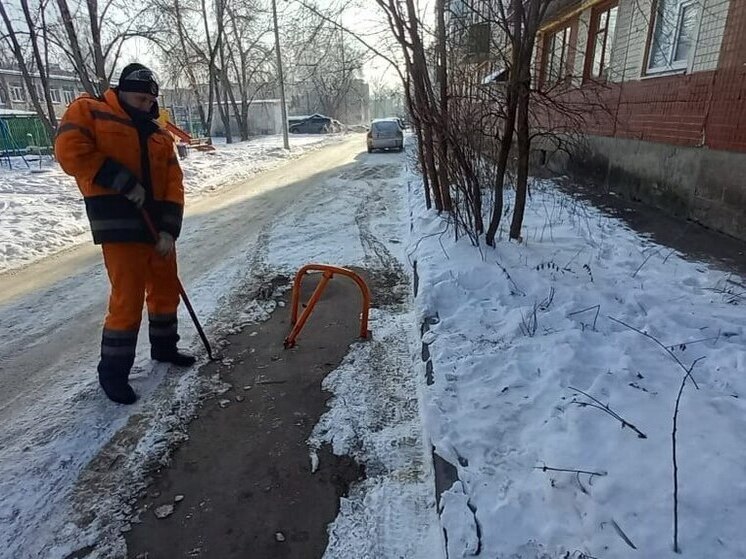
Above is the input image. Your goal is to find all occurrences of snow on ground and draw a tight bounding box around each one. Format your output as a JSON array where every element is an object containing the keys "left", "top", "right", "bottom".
[
  {"left": 0, "top": 140, "right": 441, "bottom": 559},
  {"left": 7, "top": 128, "right": 743, "bottom": 559},
  {"left": 408, "top": 175, "right": 746, "bottom": 558},
  {"left": 0, "top": 133, "right": 344, "bottom": 273}
]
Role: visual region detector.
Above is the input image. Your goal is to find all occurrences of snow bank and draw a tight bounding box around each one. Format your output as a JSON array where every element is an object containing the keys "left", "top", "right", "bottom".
[{"left": 409, "top": 177, "right": 746, "bottom": 558}]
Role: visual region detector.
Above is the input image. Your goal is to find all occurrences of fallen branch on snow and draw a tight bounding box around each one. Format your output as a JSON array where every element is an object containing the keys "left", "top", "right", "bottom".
[
  {"left": 665, "top": 330, "right": 721, "bottom": 352},
  {"left": 520, "top": 303, "right": 538, "bottom": 337},
  {"left": 495, "top": 258, "right": 525, "bottom": 296},
  {"left": 672, "top": 356, "right": 705, "bottom": 554},
  {"left": 608, "top": 316, "right": 700, "bottom": 390},
  {"left": 568, "top": 304, "right": 600, "bottom": 331},
  {"left": 609, "top": 316, "right": 706, "bottom": 553},
  {"left": 568, "top": 386, "right": 647, "bottom": 439},
  {"left": 606, "top": 519, "right": 637, "bottom": 550},
  {"left": 535, "top": 464, "right": 607, "bottom": 487}
]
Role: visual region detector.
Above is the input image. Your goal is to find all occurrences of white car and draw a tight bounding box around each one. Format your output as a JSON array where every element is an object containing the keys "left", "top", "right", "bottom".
[{"left": 367, "top": 118, "right": 404, "bottom": 153}]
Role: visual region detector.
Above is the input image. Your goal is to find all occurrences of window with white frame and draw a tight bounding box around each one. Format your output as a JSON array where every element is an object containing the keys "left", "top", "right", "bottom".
[
  {"left": 647, "top": 0, "right": 698, "bottom": 73},
  {"left": 63, "top": 88, "right": 75, "bottom": 103},
  {"left": 543, "top": 25, "right": 572, "bottom": 87},
  {"left": 49, "top": 88, "right": 61, "bottom": 103},
  {"left": 10, "top": 83, "right": 25, "bottom": 102}
]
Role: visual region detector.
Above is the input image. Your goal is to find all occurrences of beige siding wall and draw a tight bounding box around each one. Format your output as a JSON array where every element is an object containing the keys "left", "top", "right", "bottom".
[
  {"left": 692, "top": 0, "right": 731, "bottom": 72},
  {"left": 572, "top": 9, "right": 592, "bottom": 85},
  {"left": 541, "top": 0, "right": 733, "bottom": 84},
  {"left": 607, "top": 0, "right": 653, "bottom": 82}
]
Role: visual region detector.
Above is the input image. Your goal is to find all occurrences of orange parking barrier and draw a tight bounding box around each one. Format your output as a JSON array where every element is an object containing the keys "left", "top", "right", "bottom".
[{"left": 284, "top": 264, "right": 372, "bottom": 348}]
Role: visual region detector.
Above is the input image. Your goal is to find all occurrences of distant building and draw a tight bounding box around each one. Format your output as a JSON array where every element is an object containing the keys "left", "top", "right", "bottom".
[
  {"left": 160, "top": 85, "right": 284, "bottom": 137},
  {"left": 209, "top": 99, "right": 284, "bottom": 137},
  {"left": 287, "top": 78, "right": 370, "bottom": 125},
  {"left": 0, "top": 65, "right": 83, "bottom": 116}
]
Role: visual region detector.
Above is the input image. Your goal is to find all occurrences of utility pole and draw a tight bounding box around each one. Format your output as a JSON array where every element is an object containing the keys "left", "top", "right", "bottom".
[{"left": 272, "top": 0, "right": 290, "bottom": 150}]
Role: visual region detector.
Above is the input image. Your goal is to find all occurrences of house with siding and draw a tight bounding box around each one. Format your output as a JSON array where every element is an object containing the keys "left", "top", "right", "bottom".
[
  {"left": 454, "top": 0, "right": 746, "bottom": 240},
  {"left": 539, "top": 0, "right": 746, "bottom": 240}
]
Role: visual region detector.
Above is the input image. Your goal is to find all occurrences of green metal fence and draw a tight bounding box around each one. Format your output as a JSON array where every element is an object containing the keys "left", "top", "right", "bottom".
[
  {"left": 180, "top": 119, "right": 205, "bottom": 138},
  {"left": 0, "top": 115, "right": 53, "bottom": 154}
]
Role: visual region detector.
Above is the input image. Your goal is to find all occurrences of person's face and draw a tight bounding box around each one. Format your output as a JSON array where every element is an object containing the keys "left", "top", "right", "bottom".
[{"left": 120, "top": 91, "right": 157, "bottom": 112}]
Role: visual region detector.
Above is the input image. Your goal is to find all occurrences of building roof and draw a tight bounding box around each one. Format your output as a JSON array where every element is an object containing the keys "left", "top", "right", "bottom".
[
  {"left": 0, "top": 107, "right": 36, "bottom": 116},
  {"left": 0, "top": 67, "right": 80, "bottom": 83}
]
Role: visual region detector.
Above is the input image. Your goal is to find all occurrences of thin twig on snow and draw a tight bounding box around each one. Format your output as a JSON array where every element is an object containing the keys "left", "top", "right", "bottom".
[{"left": 568, "top": 386, "right": 647, "bottom": 439}]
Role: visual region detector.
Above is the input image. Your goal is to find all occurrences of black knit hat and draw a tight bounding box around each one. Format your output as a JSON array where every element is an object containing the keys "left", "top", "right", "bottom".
[{"left": 118, "top": 63, "right": 159, "bottom": 96}]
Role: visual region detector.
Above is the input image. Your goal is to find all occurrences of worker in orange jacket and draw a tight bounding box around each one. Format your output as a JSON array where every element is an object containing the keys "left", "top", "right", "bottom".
[{"left": 55, "top": 63, "right": 195, "bottom": 405}]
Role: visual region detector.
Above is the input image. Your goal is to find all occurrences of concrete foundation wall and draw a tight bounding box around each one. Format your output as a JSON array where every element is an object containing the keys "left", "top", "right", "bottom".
[{"left": 546, "top": 134, "right": 746, "bottom": 240}]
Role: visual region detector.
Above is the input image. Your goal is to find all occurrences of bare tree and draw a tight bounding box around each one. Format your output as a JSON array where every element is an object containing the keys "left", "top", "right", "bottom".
[
  {"left": 223, "top": 0, "right": 273, "bottom": 140},
  {"left": 53, "top": 0, "right": 96, "bottom": 93},
  {"left": 0, "top": 0, "right": 56, "bottom": 138},
  {"left": 21, "top": 0, "right": 58, "bottom": 131},
  {"left": 155, "top": 0, "right": 211, "bottom": 133},
  {"left": 281, "top": 4, "right": 367, "bottom": 123}
]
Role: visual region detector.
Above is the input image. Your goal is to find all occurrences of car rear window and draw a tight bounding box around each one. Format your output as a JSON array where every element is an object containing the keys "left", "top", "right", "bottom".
[{"left": 373, "top": 121, "right": 400, "bottom": 133}]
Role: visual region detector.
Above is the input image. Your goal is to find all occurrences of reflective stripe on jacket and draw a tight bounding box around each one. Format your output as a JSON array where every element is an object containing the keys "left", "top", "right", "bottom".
[{"left": 55, "top": 89, "right": 184, "bottom": 244}]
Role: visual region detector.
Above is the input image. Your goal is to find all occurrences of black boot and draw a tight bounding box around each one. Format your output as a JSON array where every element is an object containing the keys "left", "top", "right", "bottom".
[
  {"left": 149, "top": 314, "right": 196, "bottom": 367},
  {"left": 98, "top": 328, "right": 138, "bottom": 404},
  {"left": 98, "top": 366, "right": 137, "bottom": 404},
  {"left": 151, "top": 348, "right": 197, "bottom": 367}
]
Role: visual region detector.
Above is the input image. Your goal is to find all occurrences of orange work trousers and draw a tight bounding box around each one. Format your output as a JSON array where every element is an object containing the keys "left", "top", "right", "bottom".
[{"left": 101, "top": 243, "right": 180, "bottom": 332}]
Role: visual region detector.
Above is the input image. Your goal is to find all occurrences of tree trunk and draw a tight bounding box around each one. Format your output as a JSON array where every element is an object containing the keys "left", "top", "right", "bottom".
[
  {"left": 86, "top": 0, "right": 107, "bottom": 93},
  {"left": 486, "top": 0, "right": 524, "bottom": 246},
  {"left": 241, "top": 99, "right": 249, "bottom": 140},
  {"left": 200, "top": 0, "right": 219, "bottom": 134},
  {"left": 509, "top": 5, "right": 539, "bottom": 241},
  {"left": 410, "top": 60, "right": 442, "bottom": 211},
  {"left": 485, "top": 85, "right": 517, "bottom": 246},
  {"left": 510, "top": 80, "right": 529, "bottom": 241},
  {"left": 0, "top": 0, "right": 56, "bottom": 139},
  {"left": 405, "top": 79, "right": 432, "bottom": 210},
  {"left": 404, "top": 0, "right": 442, "bottom": 211},
  {"left": 225, "top": 5, "right": 250, "bottom": 140},
  {"left": 214, "top": 76, "right": 232, "bottom": 143},
  {"left": 435, "top": 0, "right": 452, "bottom": 212},
  {"left": 19, "top": 0, "right": 57, "bottom": 132},
  {"left": 173, "top": 0, "right": 209, "bottom": 136},
  {"left": 55, "top": 0, "right": 96, "bottom": 95}
]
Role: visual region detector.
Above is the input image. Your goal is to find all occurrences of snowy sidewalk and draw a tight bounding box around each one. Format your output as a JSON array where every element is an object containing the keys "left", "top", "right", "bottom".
[
  {"left": 409, "top": 177, "right": 746, "bottom": 558},
  {"left": 0, "top": 134, "right": 346, "bottom": 273},
  {"left": 6, "top": 144, "right": 442, "bottom": 559}
]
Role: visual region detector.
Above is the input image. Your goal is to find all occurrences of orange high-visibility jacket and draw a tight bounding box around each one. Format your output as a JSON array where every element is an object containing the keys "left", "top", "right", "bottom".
[{"left": 55, "top": 89, "right": 185, "bottom": 244}]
